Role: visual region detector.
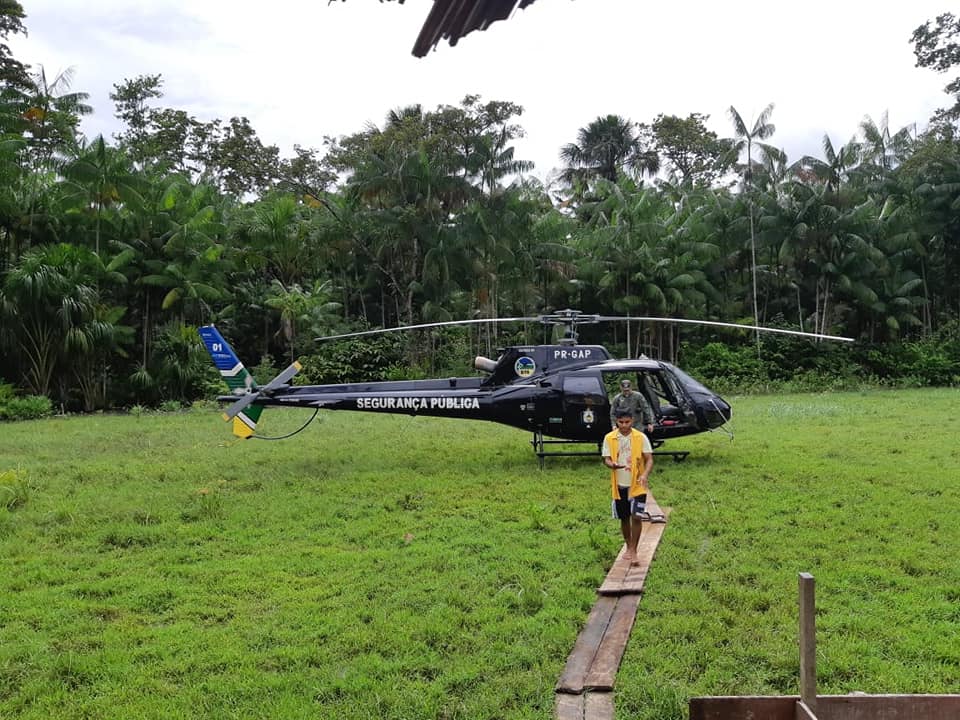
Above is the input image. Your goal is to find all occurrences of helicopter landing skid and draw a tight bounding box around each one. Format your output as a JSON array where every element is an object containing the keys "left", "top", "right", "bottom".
[
  {"left": 530, "top": 431, "right": 689, "bottom": 468},
  {"left": 530, "top": 432, "right": 603, "bottom": 469},
  {"left": 653, "top": 450, "right": 690, "bottom": 463},
  {"left": 650, "top": 439, "right": 690, "bottom": 464}
]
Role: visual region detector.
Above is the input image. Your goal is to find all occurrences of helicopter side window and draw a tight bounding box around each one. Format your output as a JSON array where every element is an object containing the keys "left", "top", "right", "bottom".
[{"left": 562, "top": 376, "right": 605, "bottom": 405}]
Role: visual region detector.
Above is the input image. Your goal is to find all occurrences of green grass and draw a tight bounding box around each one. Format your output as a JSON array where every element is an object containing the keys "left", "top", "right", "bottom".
[{"left": 1, "top": 388, "right": 959, "bottom": 719}]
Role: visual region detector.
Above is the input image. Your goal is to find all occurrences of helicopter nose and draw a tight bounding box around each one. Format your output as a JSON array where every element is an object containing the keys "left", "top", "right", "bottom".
[
  {"left": 698, "top": 395, "right": 731, "bottom": 428},
  {"left": 711, "top": 397, "right": 732, "bottom": 424}
]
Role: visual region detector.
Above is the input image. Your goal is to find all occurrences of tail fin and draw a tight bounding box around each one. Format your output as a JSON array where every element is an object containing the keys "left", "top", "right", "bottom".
[{"left": 199, "top": 325, "right": 263, "bottom": 439}]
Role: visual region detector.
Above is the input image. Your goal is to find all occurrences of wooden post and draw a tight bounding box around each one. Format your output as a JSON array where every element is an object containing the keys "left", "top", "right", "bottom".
[{"left": 799, "top": 572, "right": 817, "bottom": 710}]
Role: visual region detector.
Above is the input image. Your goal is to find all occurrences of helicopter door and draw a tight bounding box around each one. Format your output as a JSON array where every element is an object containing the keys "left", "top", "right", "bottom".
[
  {"left": 561, "top": 375, "right": 606, "bottom": 438},
  {"left": 657, "top": 369, "right": 697, "bottom": 426}
]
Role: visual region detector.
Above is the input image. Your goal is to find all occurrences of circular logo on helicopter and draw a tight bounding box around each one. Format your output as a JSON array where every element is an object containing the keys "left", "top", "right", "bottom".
[{"left": 514, "top": 356, "right": 536, "bottom": 378}]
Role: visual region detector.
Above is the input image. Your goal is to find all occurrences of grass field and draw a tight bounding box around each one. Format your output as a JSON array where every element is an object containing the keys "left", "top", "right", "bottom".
[{"left": 1, "top": 388, "right": 959, "bottom": 719}]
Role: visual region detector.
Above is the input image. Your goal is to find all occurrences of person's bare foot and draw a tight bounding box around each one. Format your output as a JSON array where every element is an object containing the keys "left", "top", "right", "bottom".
[
  {"left": 630, "top": 556, "right": 641, "bottom": 567},
  {"left": 623, "top": 550, "right": 635, "bottom": 564}
]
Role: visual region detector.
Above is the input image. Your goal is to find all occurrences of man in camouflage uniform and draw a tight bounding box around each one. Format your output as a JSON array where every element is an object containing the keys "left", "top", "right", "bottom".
[{"left": 609, "top": 378, "right": 655, "bottom": 436}]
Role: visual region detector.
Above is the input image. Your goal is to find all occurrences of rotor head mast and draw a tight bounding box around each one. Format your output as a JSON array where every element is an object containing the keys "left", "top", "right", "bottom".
[{"left": 537, "top": 309, "right": 600, "bottom": 346}]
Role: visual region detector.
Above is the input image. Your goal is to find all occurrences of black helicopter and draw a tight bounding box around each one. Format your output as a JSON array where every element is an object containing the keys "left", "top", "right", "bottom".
[{"left": 199, "top": 310, "right": 851, "bottom": 463}]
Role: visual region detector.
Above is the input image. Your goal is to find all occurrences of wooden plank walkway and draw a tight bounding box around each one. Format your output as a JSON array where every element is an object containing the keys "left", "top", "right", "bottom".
[
  {"left": 554, "top": 691, "right": 614, "bottom": 720},
  {"left": 554, "top": 494, "right": 670, "bottom": 718},
  {"left": 597, "top": 519, "right": 668, "bottom": 595}
]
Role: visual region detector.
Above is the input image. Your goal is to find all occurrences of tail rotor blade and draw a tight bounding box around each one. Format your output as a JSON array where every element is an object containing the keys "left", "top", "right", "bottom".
[
  {"left": 223, "top": 392, "right": 260, "bottom": 421},
  {"left": 222, "top": 360, "right": 303, "bottom": 421},
  {"left": 261, "top": 361, "right": 302, "bottom": 390}
]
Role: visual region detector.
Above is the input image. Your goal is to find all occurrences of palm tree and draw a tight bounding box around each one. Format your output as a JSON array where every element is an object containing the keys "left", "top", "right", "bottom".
[
  {"left": 470, "top": 128, "right": 534, "bottom": 197},
  {"left": 576, "top": 176, "right": 674, "bottom": 355},
  {"left": 239, "top": 193, "right": 312, "bottom": 286},
  {"left": 727, "top": 103, "right": 776, "bottom": 347},
  {"left": 140, "top": 181, "right": 231, "bottom": 325},
  {"left": 0, "top": 134, "right": 27, "bottom": 269},
  {"left": 60, "top": 135, "right": 144, "bottom": 254},
  {"left": 792, "top": 134, "right": 861, "bottom": 197},
  {"left": 0, "top": 243, "right": 115, "bottom": 397},
  {"left": 348, "top": 139, "right": 472, "bottom": 327},
  {"left": 264, "top": 279, "right": 341, "bottom": 363},
  {"left": 20, "top": 65, "right": 92, "bottom": 169},
  {"left": 859, "top": 111, "right": 913, "bottom": 174},
  {"left": 560, "top": 115, "right": 659, "bottom": 190}
]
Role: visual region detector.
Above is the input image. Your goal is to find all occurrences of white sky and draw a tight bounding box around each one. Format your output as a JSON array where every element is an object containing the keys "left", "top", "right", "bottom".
[{"left": 9, "top": 0, "right": 953, "bottom": 182}]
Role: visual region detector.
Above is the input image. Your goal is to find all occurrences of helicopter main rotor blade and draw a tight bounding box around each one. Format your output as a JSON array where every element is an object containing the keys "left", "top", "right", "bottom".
[
  {"left": 315, "top": 317, "right": 540, "bottom": 342},
  {"left": 597, "top": 316, "right": 854, "bottom": 343}
]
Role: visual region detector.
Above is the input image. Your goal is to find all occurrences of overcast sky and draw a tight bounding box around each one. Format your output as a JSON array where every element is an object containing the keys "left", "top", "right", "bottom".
[{"left": 9, "top": 0, "right": 953, "bottom": 182}]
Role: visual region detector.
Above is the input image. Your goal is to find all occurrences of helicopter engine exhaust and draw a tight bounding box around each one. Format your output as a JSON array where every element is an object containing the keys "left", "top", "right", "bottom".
[{"left": 474, "top": 356, "right": 498, "bottom": 373}]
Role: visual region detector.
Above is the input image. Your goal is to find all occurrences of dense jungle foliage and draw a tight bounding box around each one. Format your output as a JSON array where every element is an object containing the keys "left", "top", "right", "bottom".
[{"left": 1, "top": 4, "right": 960, "bottom": 418}]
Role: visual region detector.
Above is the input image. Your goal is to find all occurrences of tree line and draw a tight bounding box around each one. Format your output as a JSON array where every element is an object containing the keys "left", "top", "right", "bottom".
[{"left": 1, "top": 3, "right": 959, "bottom": 414}]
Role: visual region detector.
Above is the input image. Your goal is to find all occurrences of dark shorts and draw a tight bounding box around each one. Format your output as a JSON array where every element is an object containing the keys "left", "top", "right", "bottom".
[{"left": 613, "top": 486, "right": 647, "bottom": 520}]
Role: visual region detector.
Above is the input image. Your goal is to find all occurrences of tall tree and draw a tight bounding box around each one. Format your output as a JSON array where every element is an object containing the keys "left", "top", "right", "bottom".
[
  {"left": 858, "top": 111, "right": 913, "bottom": 175},
  {"left": 60, "top": 135, "right": 144, "bottom": 254},
  {"left": 640, "top": 113, "right": 733, "bottom": 187},
  {"left": 792, "top": 134, "right": 861, "bottom": 198},
  {"left": 0, "top": 0, "right": 28, "bottom": 88},
  {"left": 912, "top": 13, "right": 960, "bottom": 123},
  {"left": 109, "top": 74, "right": 164, "bottom": 164},
  {"left": 559, "top": 115, "right": 659, "bottom": 190},
  {"left": 727, "top": 103, "right": 776, "bottom": 344},
  {"left": 20, "top": 66, "right": 92, "bottom": 168}
]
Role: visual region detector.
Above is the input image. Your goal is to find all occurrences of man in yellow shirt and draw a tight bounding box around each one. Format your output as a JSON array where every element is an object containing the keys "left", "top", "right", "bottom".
[{"left": 601, "top": 410, "right": 654, "bottom": 565}]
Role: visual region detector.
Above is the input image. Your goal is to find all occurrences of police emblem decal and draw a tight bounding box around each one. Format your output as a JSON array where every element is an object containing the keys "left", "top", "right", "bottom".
[
  {"left": 582, "top": 409, "right": 595, "bottom": 425},
  {"left": 514, "top": 356, "right": 536, "bottom": 377}
]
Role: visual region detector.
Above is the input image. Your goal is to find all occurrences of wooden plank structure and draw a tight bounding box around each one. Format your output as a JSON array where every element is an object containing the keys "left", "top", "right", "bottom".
[
  {"left": 598, "top": 519, "right": 668, "bottom": 596},
  {"left": 554, "top": 495, "right": 670, "bottom": 719},
  {"left": 554, "top": 690, "right": 614, "bottom": 720},
  {"left": 689, "top": 695, "right": 960, "bottom": 719},
  {"left": 691, "top": 572, "right": 960, "bottom": 720}
]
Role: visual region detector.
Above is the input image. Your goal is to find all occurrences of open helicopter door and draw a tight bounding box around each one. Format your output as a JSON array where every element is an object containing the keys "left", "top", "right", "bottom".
[{"left": 642, "top": 369, "right": 696, "bottom": 430}]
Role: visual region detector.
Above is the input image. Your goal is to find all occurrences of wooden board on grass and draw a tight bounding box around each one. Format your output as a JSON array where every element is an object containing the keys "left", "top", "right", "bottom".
[
  {"left": 554, "top": 691, "right": 614, "bottom": 720},
  {"left": 584, "top": 594, "right": 641, "bottom": 690},
  {"left": 598, "top": 509, "right": 670, "bottom": 596},
  {"left": 556, "top": 596, "right": 618, "bottom": 693},
  {"left": 557, "top": 594, "right": 643, "bottom": 694}
]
